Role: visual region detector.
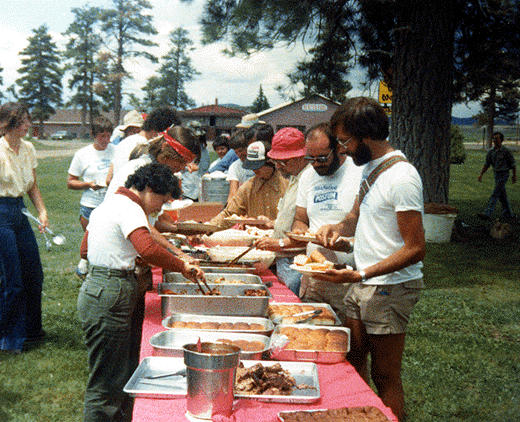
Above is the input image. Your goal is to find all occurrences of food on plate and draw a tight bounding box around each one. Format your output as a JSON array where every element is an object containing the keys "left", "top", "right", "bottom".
[
  {"left": 226, "top": 214, "right": 255, "bottom": 220},
  {"left": 278, "top": 406, "right": 391, "bottom": 422},
  {"left": 268, "top": 304, "right": 337, "bottom": 325},
  {"left": 168, "top": 320, "right": 267, "bottom": 331},
  {"left": 278, "top": 327, "right": 348, "bottom": 352},
  {"left": 234, "top": 362, "right": 297, "bottom": 395},
  {"left": 292, "top": 251, "right": 334, "bottom": 271},
  {"left": 245, "top": 226, "right": 273, "bottom": 238},
  {"left": 243, "top": 288, "right": 269, "bottom": 296}
]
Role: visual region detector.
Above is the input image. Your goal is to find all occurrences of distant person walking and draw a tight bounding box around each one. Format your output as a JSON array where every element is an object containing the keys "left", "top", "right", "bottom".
[{"left": 477, "top": 132, "right": 516, "bottom": 220}]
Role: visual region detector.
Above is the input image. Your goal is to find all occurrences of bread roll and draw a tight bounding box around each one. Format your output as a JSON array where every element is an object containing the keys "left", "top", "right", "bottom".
[
  {"left": 293, "top": 254, "right": 310, "bottom": 266},
  {"left": 310, "top": 250, "right": 327, "bottom": 263}
]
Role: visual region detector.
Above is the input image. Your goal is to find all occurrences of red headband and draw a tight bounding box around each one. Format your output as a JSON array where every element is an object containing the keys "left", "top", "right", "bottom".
[{"left": 161, "top": 132, "right": 196, "bottom": 163}]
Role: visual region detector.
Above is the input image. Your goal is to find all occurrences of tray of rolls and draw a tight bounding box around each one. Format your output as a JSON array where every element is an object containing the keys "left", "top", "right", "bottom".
[
  {"left": 268, "top": 303, "right": 342, "bottom": 326},
  {"left": 270, "top": 324, "right": 350, "bottom": 364},
  {"left": 162, "top": 272, "right": 263, "bottom": 285},
  {"left": 162, "top": 313, "right": 274, "bottom": 336},
  {"left": 149, "top": 329, "right": 270, "bottom": 360},
  {"left": 158, "top": 282, "right": 271, "bottom": 317}
]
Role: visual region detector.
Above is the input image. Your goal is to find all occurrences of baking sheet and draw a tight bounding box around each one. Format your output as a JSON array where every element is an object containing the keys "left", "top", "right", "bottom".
[
  {"left": 162, "top": 314, "right": 274, "bottom": 336},
  {"left": 163, "top": 272, "right": 263, "bottom": 285},
  {"left": 268, "top": 302, "right": 342, "bottom": 326},
  {"left": 158, "top": 283, "right": 271, "bottom": 317},
  {"left": 270, "top": 324, "right": 350, "bottom": 364},
  {"left": 124, "top": 357, "right": 320, "bottom": 403},
  {"left": 149, "top": 330, "right": 270, "bottom": 360}
]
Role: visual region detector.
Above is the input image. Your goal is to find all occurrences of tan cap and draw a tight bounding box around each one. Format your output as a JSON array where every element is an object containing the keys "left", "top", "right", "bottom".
[{"left": 120, "top": 110, "right": 144, "bottom": 131}]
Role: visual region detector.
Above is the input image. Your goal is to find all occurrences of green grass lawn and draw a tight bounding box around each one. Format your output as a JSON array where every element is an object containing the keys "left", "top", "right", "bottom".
[{"left": 0, "top": 150, "right": 519, "bottom": 421}]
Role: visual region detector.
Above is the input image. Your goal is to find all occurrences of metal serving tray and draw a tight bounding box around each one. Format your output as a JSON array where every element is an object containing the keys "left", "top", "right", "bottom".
[
  {"left": 277, "top": 406, "right": 391, "bottom": 422},
  {"left": 162, "top": 313, "right": 274, "bottom": 336},
  {"left": 270, "top": 324, "right": 351, "bottom": 364},
  {"left": 124, "top": 357, "right": 320, "bottom": 403},
  {"left": 163, "top": 272, "right": 262, "bottom": 285},
  {"left": 158, "top": 283, "right": 271, "bottom": 317},
  {"left": 268, "top": 302, "right": 342, "bottom": 326},
  {"left": 199, "top": 265, "right": 256, "bottom": 274},
  {"left": 149, "top": 330, "right": 270, "bottom": 360}
]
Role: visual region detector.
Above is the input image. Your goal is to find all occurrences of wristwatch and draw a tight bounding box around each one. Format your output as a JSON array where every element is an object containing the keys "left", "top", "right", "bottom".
[
  {"left": 358, "top": 270, "right": 367, "bottom": 282},
  {"left": 278, "top": 238, "right": 285, "bottom": 248}
]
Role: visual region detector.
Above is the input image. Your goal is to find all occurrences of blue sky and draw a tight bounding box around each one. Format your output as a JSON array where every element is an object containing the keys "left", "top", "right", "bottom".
[{"left": 1, "top": 0, "right": 478, "bottom": 116}]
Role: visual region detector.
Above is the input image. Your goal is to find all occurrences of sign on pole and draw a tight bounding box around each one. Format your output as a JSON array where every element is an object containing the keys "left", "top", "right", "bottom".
[{"left": 378, "top": 81, "right": 392, "bottom": 104}]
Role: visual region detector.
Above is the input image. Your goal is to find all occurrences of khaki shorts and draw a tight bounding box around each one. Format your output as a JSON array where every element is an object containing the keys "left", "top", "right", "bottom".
[{"left": 343, "top": 279, "right": 423, "bottom": 335}]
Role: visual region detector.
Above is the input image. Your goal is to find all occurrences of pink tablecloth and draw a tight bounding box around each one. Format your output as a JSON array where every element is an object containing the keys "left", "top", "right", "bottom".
[{"left": 132, "top": 269, "right": 397, "bottom": 422}]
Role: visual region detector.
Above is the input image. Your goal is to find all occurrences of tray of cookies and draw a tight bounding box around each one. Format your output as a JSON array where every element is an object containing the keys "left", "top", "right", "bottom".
[
  {"left": 158, "top": 282, "right": 271, "bottom": 317},
  {"left": 162, "top": 313, "right": 274, "bottom": 336},
  {"left": 149, "top": 330, "right": 270, "bottom": 360},
  {"left": 268, "top": 303, "right": 341, "bottom": 326},
  {"left": 270, "top": 324, "right": 350, "bottom": 364}
]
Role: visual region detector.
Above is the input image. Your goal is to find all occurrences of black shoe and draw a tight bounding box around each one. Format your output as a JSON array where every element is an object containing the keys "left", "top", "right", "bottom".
[
  {"left": 25, "top": 329, "right": 46, "bottom": 344},
  {"left": 477, "top": 213, "right": 491, "bottom": 220}
]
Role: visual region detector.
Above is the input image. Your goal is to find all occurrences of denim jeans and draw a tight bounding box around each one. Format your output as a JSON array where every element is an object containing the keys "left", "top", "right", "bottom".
[
  {"left": 484, "top": 171, "right": 513, "bottom": 217},
  {"left": 0, "top": 197, "right": 44, "bottom": 352},
  {"left": 77, "top": 267, "right": 139, "bottom": 422},
  {"left": 276, "top": 257, "right": 302, "bottom": 295}
]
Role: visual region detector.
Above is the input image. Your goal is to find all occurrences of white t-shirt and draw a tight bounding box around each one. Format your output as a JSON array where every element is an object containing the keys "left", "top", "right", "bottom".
[
  {"left": 68, "top": 144, "right": 115, "bottom": 208},
  {"left": 106, "top": 155, "right": 152, "bottom": 197},
  {"left": 226, "top": 159, "right": 255, "bottom": 184},
  {"left": 112, "top": 133, "right": 147, "bottom": 173},
  {"left": 296, "top": 157, "right": 363, "bottom": 264},
  {"left": 87, "top": 193, "right": 149, "bottom": 270},
  {"left": 355, "top": 151, "right": 424, "bottom": 285}
]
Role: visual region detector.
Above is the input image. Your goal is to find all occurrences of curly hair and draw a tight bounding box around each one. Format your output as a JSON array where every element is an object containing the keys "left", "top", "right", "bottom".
[
  {"left": 0, "top": 102, "right": 30, "bottom": 136},
  {"left": 124, "top": 163, "right": 181, "bottom": 198},
  {"left": 142, "top": 106, "right": 180, "bottom": 132}
]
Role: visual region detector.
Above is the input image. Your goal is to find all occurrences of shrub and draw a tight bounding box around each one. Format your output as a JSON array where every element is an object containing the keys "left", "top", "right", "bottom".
[{"left": 450, "top": 125, "right": 467, "bottom": 164}]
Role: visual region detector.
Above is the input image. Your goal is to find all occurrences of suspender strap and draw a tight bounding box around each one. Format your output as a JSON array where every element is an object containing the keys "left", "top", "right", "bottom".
[{"left": 358, "top": 156, "right": 408, "bottom": 205}]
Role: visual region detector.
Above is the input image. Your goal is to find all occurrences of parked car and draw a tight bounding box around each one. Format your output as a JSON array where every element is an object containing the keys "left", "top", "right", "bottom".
[{"left": 50, "top": 130, "right": 75, "bottom": 140}]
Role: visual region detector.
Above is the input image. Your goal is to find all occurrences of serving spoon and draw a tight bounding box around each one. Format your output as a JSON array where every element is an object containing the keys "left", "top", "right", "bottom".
[{"left": 21, "top": 208, "right": 66, "bottom": 246}]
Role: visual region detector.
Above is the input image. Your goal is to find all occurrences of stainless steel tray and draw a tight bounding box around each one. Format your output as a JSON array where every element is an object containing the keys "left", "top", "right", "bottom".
[
  {"left": 162, "top": 313, "right": 274, "bottom": 336},
  {"left": 268, "top": 302, "right": 342, "bottom": 326},
  {"left": 163, "top": 272, "right": 262, "bottom": 285},
  {"left": 149, "top": 330, "right": 270, "bottom": 360},
  {"left": 199, "top": 265, "right": 256, "bottom": 274},
  {"left": 270, "top": 324, "right": 350, "bottom": 364},
  {"left": 277, "top": 406, "right": 391, "bottom": 422},
  {"left": 158, "top": 283, "right": 271, "bottom": 317},
  {"left": 124, "top": 357, "right": 320, "bottom": 403}
]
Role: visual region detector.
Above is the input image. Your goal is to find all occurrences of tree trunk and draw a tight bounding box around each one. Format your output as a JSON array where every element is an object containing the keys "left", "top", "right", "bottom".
[
  {"left": 486, "top": 87, "right": 496, "bottom": 148},
  {"left": 391, "top": 1, "right": 456, "bottom": 204}
]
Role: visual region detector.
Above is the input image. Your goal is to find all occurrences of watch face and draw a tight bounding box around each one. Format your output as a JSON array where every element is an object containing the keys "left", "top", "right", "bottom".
[{"left": 279, "top": 239, "right": 285, "bottom": 248}]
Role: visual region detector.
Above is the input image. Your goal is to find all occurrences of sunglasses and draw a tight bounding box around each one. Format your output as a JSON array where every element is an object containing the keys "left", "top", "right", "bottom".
[{"left": 304, "top": 150, "right": 333, "bottom": 163}]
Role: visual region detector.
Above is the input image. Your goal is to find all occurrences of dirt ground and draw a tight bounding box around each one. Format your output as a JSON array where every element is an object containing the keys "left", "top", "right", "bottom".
[{"left": 35, "top": 140, "right": 85, "bottom": 159}]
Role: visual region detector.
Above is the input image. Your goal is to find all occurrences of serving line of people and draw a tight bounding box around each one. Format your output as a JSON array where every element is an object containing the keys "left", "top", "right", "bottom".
[{"left": 1, "top": 97, "right": 424, "bottom": 422}]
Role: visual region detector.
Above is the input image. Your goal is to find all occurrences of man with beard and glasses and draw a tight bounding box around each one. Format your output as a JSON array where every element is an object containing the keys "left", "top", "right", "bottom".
[
  {"left": 291, "top": 122, "right": 363, "bottom": 322},
  {"left": 314, "top": 97, "right": 425, "bottom": 421}
]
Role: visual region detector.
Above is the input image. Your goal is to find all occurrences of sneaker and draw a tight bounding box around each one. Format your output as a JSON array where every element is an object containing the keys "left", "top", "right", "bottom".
[{"left": 75, "top": 267, "right": 87, "bottom": 280}]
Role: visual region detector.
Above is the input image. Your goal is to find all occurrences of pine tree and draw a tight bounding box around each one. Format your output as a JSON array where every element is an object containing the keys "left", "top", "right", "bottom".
[
  {"left": 101, "top": 0, "right": 158, "bottom": 122},
  {"left": 16, "top": 25, "right": 63, "bottom": 136},
  {"left": 63, "top": 6, "right": 104, "bottom": 134},
  {"left": 145, "top": 27, "right": 199, "bottom": 110},
  {"left": 251, "top": 85, "right": 270, "bottom": 112}
]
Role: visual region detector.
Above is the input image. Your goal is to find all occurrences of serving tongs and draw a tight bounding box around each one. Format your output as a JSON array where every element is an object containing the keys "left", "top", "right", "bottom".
[
  {"left": 227, "top": 243, "right": 256, "bottom": 265},
  {"left": 188, "top": 267, "right": 215, "bottom": 295},
  {"left": 273, "top": 309, "right": 323, "bottom": 325},
  {"left": 21, "top": 208, "right": 66, "bottom": 246}
]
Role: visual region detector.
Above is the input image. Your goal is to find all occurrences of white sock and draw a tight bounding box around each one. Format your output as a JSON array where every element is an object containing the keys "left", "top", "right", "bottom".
[{"left": 77, "top": 258, "right": 88, "bottom": 274}]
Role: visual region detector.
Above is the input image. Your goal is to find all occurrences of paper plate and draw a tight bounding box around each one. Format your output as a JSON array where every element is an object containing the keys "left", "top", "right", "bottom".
[
  {"left": 285, "top": 232, "right": 317, "bottom": 242},
  {"left": 289, "top": 264, "right": 352, "bottom": 276},
  {"left": 163, "top": 199, "right": 193, "bottom": 211},
  {"left": 224, "top": 217, "right": 266, "bottom": 225},
  {"left": 174, "top": 222, "right": 218, "bottom": 235}
]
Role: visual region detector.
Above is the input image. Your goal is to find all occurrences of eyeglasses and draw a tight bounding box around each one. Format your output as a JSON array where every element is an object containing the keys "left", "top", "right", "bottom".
[
  {"left": 271, "top": 158, "right": 292, "bottom": 167},
  {"left": 337, "top": 136, "right": 354, "bottom": 148},
  {"left": 304, "top": 150, "right": 333, "bottom": 163}
]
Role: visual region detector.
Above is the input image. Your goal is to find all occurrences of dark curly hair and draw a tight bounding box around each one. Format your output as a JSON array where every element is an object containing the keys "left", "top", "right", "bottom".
[
  {"left": 0, "top": 102, "right": 30, "bottom": 136},
  {"left": 142, "top": 106, "right": 180, "bottom": 132},
  {"left": 125, "top": 163, "right": 181, "bottom": 198}
]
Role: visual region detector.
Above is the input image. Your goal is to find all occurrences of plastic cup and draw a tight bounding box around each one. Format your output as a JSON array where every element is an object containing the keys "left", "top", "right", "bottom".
[{"left": 183, "top": 342, "right": 240, "bottom": 419}]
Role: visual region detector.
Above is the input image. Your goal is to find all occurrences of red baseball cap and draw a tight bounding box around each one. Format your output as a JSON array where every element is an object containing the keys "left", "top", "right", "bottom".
[{"left": 267, "top": 127, "right": 306, "bottom": 160}]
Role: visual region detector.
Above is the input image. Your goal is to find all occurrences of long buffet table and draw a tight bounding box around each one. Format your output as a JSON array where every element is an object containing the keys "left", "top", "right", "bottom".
[{"left": 132, "top": 269, "right": 398, "bottom": 421}]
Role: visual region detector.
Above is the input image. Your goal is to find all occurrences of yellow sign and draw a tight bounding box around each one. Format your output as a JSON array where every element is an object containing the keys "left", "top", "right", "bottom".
[{"left": 378, "top": 81, "right": 392, "bottom": 104}]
